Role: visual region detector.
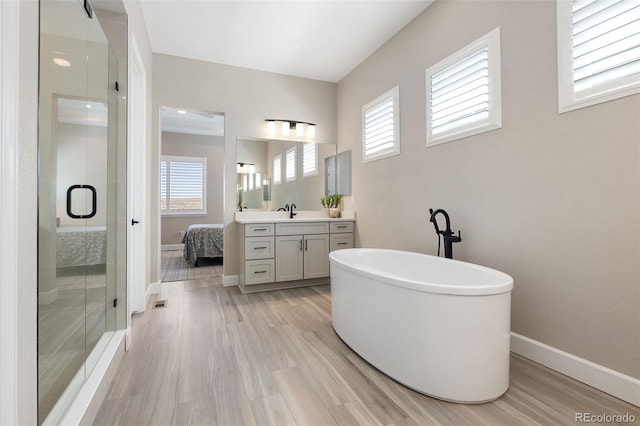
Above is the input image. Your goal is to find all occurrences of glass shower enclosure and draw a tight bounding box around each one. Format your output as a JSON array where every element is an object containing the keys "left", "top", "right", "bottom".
[{"left": 37, "top": 0, "right": 127, "bottom": 423}]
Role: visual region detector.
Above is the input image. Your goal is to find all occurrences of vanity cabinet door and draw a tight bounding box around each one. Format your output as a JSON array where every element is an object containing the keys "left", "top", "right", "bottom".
[
  {"left": 303, "top": 234, "right": 330, "bottom": 279},
  {"left": 275, "top": 235, "right": 304, "bottom": 282}
]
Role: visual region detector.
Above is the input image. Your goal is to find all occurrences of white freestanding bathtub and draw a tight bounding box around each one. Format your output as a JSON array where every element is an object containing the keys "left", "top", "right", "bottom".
[{"left": 329, "top": 248, "right": 513, "bottom": 404}]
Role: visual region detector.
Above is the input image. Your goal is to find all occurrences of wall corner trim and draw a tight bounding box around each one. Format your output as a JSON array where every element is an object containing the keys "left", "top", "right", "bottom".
[
  {"left": 0, "top": 0, "right": 20, "bottom": 423},
  {"left": 222, "top": 275, "right": 238, "bottom": 287},
  {"left": 511, "top": 333, "right": 640, "bottom": 406}
]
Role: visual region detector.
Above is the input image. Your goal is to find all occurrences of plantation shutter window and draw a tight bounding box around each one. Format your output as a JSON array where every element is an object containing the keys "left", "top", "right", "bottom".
[
  {"left": 558, "top": 0, "right": 640, "bottom": 112},
  {"left": 362, "top": 86, "right": 400, "bottom": 163},
  {"left": 160, "top": 156, "right": 206, "bottom": 215},
  {"left": 426, "top": 27, "right": 502, "bottom": 146},
  {"left": 285, "top": 147, "right": 297, "bottom": 182},
  {"left": 273, "top": 154, "right": 282, "bottom": 185},
  {"left": 303, "top": 142, "right": 318, "bottom": 177}
]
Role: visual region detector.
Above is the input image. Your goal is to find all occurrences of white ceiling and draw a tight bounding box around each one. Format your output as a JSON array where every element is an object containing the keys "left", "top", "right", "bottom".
[{"left": 139, "top": 0, "right": 433, "bottom": 83}]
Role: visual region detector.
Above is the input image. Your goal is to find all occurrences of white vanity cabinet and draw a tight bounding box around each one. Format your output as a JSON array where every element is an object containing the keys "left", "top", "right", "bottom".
[{"left": 238, "top": 219, "right": 354, "bottom": 293}]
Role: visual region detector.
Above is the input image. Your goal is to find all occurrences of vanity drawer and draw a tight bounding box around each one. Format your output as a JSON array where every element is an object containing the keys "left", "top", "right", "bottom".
[
  {"left": 276, "top": 222, "right": 329, "bottom": 236},
  {"left": 245, "top": 223, "right": 274, "bottom": 236},
  {"left": 245, "top": 237, "right": 274, "bottom": 260},
  {"left": 245, "top": 259, "right": 275, "bottom": 285},
  {"left": 330, "top": 233, "right": 354, "bottom": 252},
  {"left": 330, "top": 222, "right": 353, "bottom": 233}
]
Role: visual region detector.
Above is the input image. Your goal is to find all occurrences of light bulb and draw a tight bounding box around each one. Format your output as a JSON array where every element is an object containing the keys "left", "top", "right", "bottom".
[
  {"left": 282, "top": 121, "right": 290, "bottom": 136},
  {"left": 53, "top": 57, "right": 71, "bottom": 67},
  {"left": 267, "top": 120, "right": 276, "bottom": 135},
  {"left": 296, "top": 122, "right": 305, "bottom": 137},
  {"left": 307, "top": 124, "right": 316, "bottom": 138}
]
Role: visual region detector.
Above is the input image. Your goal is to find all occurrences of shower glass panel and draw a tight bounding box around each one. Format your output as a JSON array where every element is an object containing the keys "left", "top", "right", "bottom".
[{"left": 38, "top": 0, "right": 122, "bottom": 423}]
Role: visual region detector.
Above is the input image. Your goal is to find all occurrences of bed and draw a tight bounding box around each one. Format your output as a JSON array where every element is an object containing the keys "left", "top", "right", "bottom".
[
  {"left": 56, "top": 226, "right": 107, "bottom": 267},
  {"left": 182, "top": 224, "right": 224, "bottom": 267}
]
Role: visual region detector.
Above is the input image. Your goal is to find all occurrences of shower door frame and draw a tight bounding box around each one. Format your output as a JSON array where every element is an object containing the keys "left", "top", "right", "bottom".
[{"left": 0, "top": 0, "right": 21, "bottom": 424}]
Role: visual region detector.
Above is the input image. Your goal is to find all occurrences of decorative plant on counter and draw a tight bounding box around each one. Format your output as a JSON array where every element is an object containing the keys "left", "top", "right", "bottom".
[{"left": 321, "top": 194, "right": 343, "bottom": 217}]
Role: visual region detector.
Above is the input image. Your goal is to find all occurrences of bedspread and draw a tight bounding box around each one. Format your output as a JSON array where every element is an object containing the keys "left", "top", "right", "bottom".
[
  {"left": 56, "top": 226, "right": 107, "bottom": 267},
  {"left": 182, "top": 224, "right": 224, "bottom": 267}
]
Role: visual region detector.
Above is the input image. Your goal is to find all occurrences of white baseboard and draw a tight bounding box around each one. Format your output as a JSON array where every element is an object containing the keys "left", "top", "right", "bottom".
[
  {"left": 511, "top": 333, "right": 640, "bottom": 407},
  {"left": 222, "top": 275, "right": 238, "bottom": 287},
  {"left": 38, "top": 288, "right": 58, "bottom": 305},
  {"left": 146, "top": 282, "right": 161, "bottom": 305},
  {"left": 161, "top": 244, "right": 183, "bottom": 251}
]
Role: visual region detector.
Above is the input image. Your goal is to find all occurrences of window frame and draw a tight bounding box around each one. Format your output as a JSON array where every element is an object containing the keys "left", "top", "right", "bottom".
[
  {"left": 426, "top": 27, "right": 502, "bottom": 147},
  {"left": 285, "top": 146, "right": 297, "bottom": 182},
  {"left": 273, "top": 154, "right": 282, "bottom": 185},
  {"left": 557, "top": 0, "right": 640, "bottom": 113},
  {"left": 362, "top": 85, "right": 400, "bottom": 163},
  {"left": 302, "top": 142, "right": 318, "bottom": 178},
  {"left": 160, "top": 155, "right": 207, "bottom": 216}
]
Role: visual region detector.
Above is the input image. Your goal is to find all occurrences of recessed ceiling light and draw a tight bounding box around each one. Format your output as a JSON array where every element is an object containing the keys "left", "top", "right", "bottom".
[
  {"left": 177, "top": 110, "right": 187, "bottom": 114},
  {"left": 53, "top": 57, "right": 71, "bottom": 67}
]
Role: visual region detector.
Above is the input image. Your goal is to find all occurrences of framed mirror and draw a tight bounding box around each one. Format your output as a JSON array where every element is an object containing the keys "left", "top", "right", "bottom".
[
  {"left": 237, "top": 137, "right": 336, "bottom": 211},
  {"left": 337, "top": 150, "right": 351, "bottom": 195}
]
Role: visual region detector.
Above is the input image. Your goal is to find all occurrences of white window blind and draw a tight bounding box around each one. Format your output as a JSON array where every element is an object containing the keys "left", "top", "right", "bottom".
[
  {"left": 426, "top": 27, "right": 501, "bottom": 146},
  {"left": 302, "top": 142, "right": 317, "bottom": 177},
  {"left": 160, "top": 156, "right": 206, "bottom": 215},
  {"left": 273, "top": 154, "right": 282, "bottom": 185},
  {"left": 558, "top": 0, "right": 640, "bottom": 111},
  {"left": 362, "top": 86, "right": 400, "bottom": 162},
  {"left": 285, "top": 147, "right": 297, "bottom": 182}
]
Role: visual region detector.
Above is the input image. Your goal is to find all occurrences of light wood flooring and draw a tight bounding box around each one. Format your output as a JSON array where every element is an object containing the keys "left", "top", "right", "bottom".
[{"left": 95, "top": 278, "right": 639, "bottom": 425}]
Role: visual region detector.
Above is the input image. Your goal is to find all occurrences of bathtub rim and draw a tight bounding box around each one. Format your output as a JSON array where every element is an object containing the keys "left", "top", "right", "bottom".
[{"left": 329, "top": 248, "right": 513, "bottom": 296}]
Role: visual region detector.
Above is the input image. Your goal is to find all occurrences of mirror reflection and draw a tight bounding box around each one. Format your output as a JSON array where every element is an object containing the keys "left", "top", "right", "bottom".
[{"left": 237, "top": 137, "right": 336, "bottom": 211}]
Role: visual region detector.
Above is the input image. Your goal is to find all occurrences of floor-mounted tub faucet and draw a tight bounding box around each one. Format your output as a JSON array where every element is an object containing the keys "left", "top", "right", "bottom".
[{"left": 429, "top": 208, "right": 462, "bottom": 259}]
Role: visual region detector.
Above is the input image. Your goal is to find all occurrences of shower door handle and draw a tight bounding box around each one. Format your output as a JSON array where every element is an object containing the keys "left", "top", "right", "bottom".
[
  {"left": 66, "top": 185, "right": 97, "bottom": 219},
  {"left": 131, "top": 219, "right": 140, "bottom": 226}
]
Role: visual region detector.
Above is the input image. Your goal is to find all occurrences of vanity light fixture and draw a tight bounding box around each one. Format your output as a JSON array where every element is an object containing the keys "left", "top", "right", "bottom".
[
  {"left": 265, "top": 119, "right": 316, "bottom": 139},
  {"left": 236, "top": 162, "right": 256, "bottom": 174}
]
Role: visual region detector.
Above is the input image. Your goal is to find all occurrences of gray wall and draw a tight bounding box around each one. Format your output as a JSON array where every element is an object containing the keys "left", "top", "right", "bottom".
[
  {"left": 337, "top": 0, "right": 640, "bottom": 378},
  {"left": 152, "top": 53, "right": 337, "bottom": 282},
  {"left": 161, "top": 131, "right": 224, "bottom": 245}
]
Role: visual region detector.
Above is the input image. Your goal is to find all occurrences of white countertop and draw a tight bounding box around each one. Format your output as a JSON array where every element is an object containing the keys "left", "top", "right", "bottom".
[{"left": 235, "top": 210, "right": 355, "bottom": 224}]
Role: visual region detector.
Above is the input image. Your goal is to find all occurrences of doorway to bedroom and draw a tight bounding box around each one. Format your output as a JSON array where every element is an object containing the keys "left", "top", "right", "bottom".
[{"left": 159, "top": 107, "right": 225, "bottom": 282}]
